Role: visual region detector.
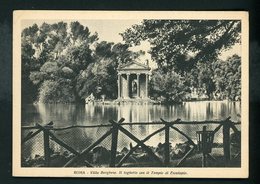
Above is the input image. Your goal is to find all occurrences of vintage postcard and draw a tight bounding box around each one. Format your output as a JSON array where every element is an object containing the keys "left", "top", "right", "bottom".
[{"left": 13, "top": 11, "right": 249, "bottom": 178}]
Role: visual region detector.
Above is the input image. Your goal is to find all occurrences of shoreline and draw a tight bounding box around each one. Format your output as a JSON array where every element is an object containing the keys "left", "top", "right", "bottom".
[{"left": 30, "top": 99, "right": 241, "bottom": 105}]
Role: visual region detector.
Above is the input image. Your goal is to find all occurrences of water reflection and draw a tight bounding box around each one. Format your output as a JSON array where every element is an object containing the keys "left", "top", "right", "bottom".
[
  {"left": 22, "top": 101, "right": 241, "bottom": 126},
  {"left": 21, "top": 101, "right": 241, "bottom": 158}
]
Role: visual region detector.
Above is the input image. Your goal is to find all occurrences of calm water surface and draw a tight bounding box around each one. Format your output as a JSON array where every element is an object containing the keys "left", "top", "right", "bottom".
[
  {"left": 22, "top": 101, "right": 240, "bottom": 125},
  {"left": 21, "top": 101, "right": 241, "bottom": 158}
]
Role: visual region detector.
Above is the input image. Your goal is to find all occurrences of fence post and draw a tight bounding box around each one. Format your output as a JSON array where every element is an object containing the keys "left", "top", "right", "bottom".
[
  {"left": 43, "top": 129, "right": 51, "bottom": 167},
  {"left": 164, "top": 122, "right": 170, "bottom": 166},
  {"left": 223, "top": 120, "right": 231, "bottom": 166},
  {"left": 109, "top": 120, "right": 120, "bottom": 167},
  {"left": 202, "top": 126, "right": 207, "bottom": 167}
]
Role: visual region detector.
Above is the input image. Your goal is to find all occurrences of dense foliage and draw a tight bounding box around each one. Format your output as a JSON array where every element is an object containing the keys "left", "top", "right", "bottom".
[
  {"left": 22, "top": 22, "right": 139, "bottom": 103},
  {"left": 22, "top": 20, "right": 241, "bottom": 104},
  {"left": 121, "top": 20, "right": 241, "bottom": 73},
  {"left": 122, "top": 20, "right": 241, "bottom": 102},
  {"left": 149, "top": 69, "right": 187, "bottom": 103},
  {"left": 148, "top": 55, "right": 241, "bottom": 103},
  {"left": 184, "top": 55, "right": 241, "bottom": 101}
]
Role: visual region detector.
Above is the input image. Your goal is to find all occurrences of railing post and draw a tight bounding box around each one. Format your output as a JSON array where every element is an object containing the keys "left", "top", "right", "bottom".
[
  {"left": 43, "top": 129, "right": 51, "bottom": 167},
  {"left": 223, "top": 120, "right": 231, "bottom": 166},
  {"left": 202, "top": 126, "right": 207, "bottom": 167},
  {"left": 109, "top": 118, "right": 124, "bottom": 167},
  {"left": 164, "top": 122, "right": 170, "bottom": 166}
]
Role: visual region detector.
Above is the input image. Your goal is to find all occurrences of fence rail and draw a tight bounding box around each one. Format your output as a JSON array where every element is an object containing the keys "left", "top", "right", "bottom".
[
  {"left": 21, "top": 120, "right": 241, "bottom": 130},
  {"left": 21, "top": 117, "right": 241, "bottom": 168}
]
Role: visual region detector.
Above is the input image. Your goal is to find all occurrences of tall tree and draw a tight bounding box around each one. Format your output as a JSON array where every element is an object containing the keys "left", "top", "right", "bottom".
[
  {"left": 150, "top": 69, "right": 188, "bottom": 103},
  {"left": 76, "top": 41, "right": 144, "bottom": 100},
  {"left": 23, "top": 21, "right": 98, "bottom": 103},
  {"left": 22, "top": 22, "right": 140, "bottom": 103},
  {"left": 21, "top": 24, "right": 39, "bottom": 103},
  {"left": 213, "top": 54, "right": 241, "bottom": 100},
  {"left": 121, "top": 20, "right": 241, "bottom": 73}
]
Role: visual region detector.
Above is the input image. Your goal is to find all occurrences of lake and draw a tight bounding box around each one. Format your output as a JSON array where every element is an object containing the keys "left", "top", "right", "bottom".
[{"left": 21, "top": 101, "right": 241, "bottom": 158}]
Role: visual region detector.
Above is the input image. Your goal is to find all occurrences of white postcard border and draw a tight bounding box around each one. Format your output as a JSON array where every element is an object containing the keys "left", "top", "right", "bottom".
[{"left": 13, "top": 11, "right": 249, "bottom": 178}]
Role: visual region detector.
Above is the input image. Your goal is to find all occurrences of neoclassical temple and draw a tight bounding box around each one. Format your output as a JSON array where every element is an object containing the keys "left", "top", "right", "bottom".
[{"left": 117, "top": 61, "right": 151, "bottom": 101}]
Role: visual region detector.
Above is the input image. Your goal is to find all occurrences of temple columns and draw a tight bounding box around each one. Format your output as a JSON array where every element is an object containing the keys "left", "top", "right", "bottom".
[
  {"left": 137, "top": 74, "right": 140, "bottom": 98},
  {"left": 145, "top": 74, "right": 148, "bottom": 98},
  {"left": 117, "top": 74, "right": 121, "bottom": 99},
  {"left": 117, "top": 73, "right": 149, "bottom": 99},
  {"left": 126, "top": 74, "right": 130, "bottom": 98}
]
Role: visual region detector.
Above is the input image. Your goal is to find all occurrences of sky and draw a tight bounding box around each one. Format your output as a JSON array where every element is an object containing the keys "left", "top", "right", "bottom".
[{"left": 22, "top": 19, "right": 241, "bottom": 69}]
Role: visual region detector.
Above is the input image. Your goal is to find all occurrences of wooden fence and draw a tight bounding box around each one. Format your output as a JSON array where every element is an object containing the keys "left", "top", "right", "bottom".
[{"left": 21, "top": 117, "right": 240, "bottom": 167}]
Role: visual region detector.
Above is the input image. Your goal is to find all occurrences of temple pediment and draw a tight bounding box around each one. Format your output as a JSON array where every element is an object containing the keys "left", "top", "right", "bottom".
[{"left": 118, "top": 61, "right": 150, "bottom": 71}]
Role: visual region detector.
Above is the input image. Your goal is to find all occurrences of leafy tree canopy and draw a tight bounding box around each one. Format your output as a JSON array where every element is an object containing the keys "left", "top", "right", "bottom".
[
  {"left": 22, "top": 21, "right": 142, "bottom": 103},
  {"left": 121, "top": 20, "right": 241, "bottom": 72},
  {"left": 21, "top": 20, "right": 241, "bottom": 103}
]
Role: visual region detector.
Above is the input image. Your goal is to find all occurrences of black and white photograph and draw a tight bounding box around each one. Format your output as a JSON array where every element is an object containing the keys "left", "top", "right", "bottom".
[{"left": 13, "top": 11, "right": 249, "bottom": 178}]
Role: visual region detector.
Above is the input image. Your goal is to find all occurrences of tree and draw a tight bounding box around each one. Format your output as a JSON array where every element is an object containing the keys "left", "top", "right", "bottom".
[
  {"left": 182, "top": 55, "right": 241, "bottom": 101},
  {"left": 150, "top": 69, "right": 188, "bottom": 103},
  {"left": 121, "top": 20, "right": 241, "bottom": 102},
  {"left": 70, "top": 21, "right": 91, "bottom": 44},
  {"left": 221, "top": 55, "right": 241, "bottom": 100},
  {"left": 76, "top": 41, "right": 142, "bottom": 100},
  {"left": 76, "top": 59, "right": 117, "bottom": 99},
  {"left": 23, "top": 21, "right": 98, "bottom": 103},
  {"left": 121, "top": 20, "right": 241, "bottom": 73},
  {"left": 38, "top": 80, "right": 75, "bottom": 103},
  {"left": 196, "top": 62, "right": 216, "bottom": 98},
  {"left": 21, "top": 26, "right": 39, "bottom": 103},
  {"left": 22, "top": 22, "right": 141, "bottom": 103}
]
